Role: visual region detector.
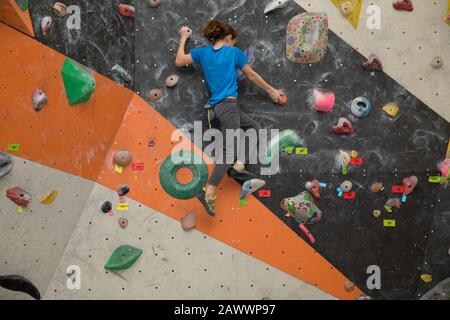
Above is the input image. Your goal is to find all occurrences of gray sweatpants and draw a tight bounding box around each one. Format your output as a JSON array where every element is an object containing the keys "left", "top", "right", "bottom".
[{"left": 208, "top": 100, "right": 261, "bottom": 187}]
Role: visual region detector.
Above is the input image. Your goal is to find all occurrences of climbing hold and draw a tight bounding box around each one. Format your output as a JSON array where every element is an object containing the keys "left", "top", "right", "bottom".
[
  {"left": 238, "top": 47, "right": 256, "bottom": 82},
  {"left": 111, "top": 65, "right": 132, "bottom": 83},
  {"left": 386, "top": 198, "right": 401, "bottom": 210},
  {"left": 312, "top": 89, "right": 335, "bottom": 112},
  {"left": 32, "top": 88, "right": 48, "bottom": 112},
  {"left": 356, "top": 295, "right": 371, "bottom": 300},
  {"left": 159, "top": 151, "right": 208, "bottom": 200},
  {"left": 119, "top": 218, "right": 128, "bottom": 229},
  {"left": 148, "top": 89, "right": 162, "bottom": 103},
  {"left": 351, "top": 150, "right": 358, "bottom": 158},
  {"left": 421, "top": 274, "right": 433, "bottom": 283},
  {"left": 52, "top": 2, "right": 67, "bottom": 17},
  {"left": 279, "top": 92, "right": 287, "bottom": 105},
  {"left": 148, "top": 139, "right": 156, "bottom": 148},
  {"left": 267, "top": 130, "right": 302, "bottom": 164},
  {"left": 305, "top": 180, "right": 321, "bottom": 199},
  {"left": 362, "top": 54, "right": 383, "bottom": 72},
  {"left": 344, "top": 280, "right": 355, "bottom": 292},
  {"left": 402, "top": 176, "right": 418, "bottom": 196},
  {"left": 165, "top": 74, "right": 179, "bottom": 88},
  {"left": 280, "top": 191, "right": 322, "bottom": 225},
  {"left": 0, "top": 275, "right": 41, "bottom": 300},
  {"left": 117, "top": 185, "right": 130, "bottom": 197},
  {"left": 332, "top": 117, "right": 354, "bottom": 135},
  {"left": 351, "top": 97, "right": 372, "bottom": 118},
  {"left": 383, "top": 103, "right": 399, "bottom": 118},
  {"left": 340, "top": 1, "right": 354, "bottom": 16},
  {"left": 113, "top": 150, "right": 132, "bottom": 168},
  {"left": 431, "top": 57, "right": 443, "bottom": 69},
  {"left": 372, "top": 210, "right": 381, "bottom": 218},
  {"left": 264, "top": 0, "right": 290, "bottom": 14},
  {"left": 340, "top": 180, "right": 353, "bottom": 192},
  {"left": 104, "top": 245, "right": 142, "bottom": 270},
  {"left": 441, "top": 159, "right": 450, "bottom": 177},
  {"left": 149, "top": 0, "right": 161, "bottom": 8},
  {"left": 393, "top": 0, "right": 413, "bottom": 12},
  {"left": 240, "top": 179, "right": 266, "bottom": 202},
  {"left": 0, "top": 152, "right": 14, "bottom": 179},
  {"left": 61, "top": 59, "right": 96, "bottom": 105},
  {"left": 340, "top": 150, "right": 351, "bottom": 168},
  {"left": 371, "top": 182, "right": 384, "bottom": 193},
  {"left": 180, "top": 211, "right": 197, "bottom": 231},
  {"left": 40, "top": 190, "right": 58, "bottom": 205},
  {"left": 286, "top": 12, "right": 328, "bottom": 64},
  {"left": 118, "top": 4, "right": 135, "bottom": 17},
  {"left": 101, "top": 201, "right": 112, "bottom": 214},
  {"left": 41, "top": 16, "right": 52, "bottom": 37},
  {"left": 6, "top": 187, "right": 31, "bottom": 207},
  {"left": 15, "top": 0, "right": 30, "bottom": 11}
]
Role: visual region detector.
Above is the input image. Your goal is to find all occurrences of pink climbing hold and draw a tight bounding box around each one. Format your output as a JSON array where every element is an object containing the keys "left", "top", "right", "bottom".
[
  {"left": 299, "top": 224, "right": 315, "bottom": 244},
  {"left": 402, "top": 176, "right": 418, "bottom": 196},
  {"left": 118, "top": 4, "right": 135, "bottom": 17},
  {"left": 332, "top": 117, "right": 354, "bottom": 135},
  {"left": 441, "top": 159, "right": 450, "bottom": 178},
  {"left": 305, "top": 180, "right": 321, "bottom": 199},
  {"left": 313, "top": 89, "right": 335, "bottom": 113},
  {"left": 41, "top": 16, "right": 52, "bottom": 37}
]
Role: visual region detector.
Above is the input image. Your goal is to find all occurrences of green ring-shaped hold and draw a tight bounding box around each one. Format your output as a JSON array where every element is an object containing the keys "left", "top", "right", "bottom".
[{"left": 159, "top": 151, "right": 208, "bottom": 200}]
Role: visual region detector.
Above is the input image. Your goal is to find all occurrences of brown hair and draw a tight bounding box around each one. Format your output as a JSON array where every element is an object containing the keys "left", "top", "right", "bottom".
[{"left": 202, "top": 19, "right": 237, "bottom": 43}]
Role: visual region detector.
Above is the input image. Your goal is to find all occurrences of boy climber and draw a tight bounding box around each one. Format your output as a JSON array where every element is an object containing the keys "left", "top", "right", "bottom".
[{"left": 175, "top": 19, "right": 284, "bottom": 216}]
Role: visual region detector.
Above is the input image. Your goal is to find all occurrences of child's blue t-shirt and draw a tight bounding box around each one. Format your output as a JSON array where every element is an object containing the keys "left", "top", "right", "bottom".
[{"left": 190, "top": 45, "right": 249, "bottom": 106}]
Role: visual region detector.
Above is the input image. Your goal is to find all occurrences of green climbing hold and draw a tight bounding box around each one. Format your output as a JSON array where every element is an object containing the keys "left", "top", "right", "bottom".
[
  {"left": 61, "top": 58, "right": 96, "bottom": 105},
  {"left": 15, "top": 0, "right": 29, "bottom": 11},
  {"left": 159, "top": 151, "right": 208, "bottom": 200},
  {"left": 267, "top": 130, "right": 302, "bottom": 163},
  {"left": 104, "top": 245, "right": 142, "bottom": 271}
]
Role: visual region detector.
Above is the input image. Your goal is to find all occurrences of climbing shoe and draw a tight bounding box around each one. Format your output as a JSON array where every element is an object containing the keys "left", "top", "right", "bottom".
[
  {"left": 228, "top": 166, "right": 257, "bottom": 183},
  {"left": 197, "top": 189, "right": 217, "bottom": 217}
]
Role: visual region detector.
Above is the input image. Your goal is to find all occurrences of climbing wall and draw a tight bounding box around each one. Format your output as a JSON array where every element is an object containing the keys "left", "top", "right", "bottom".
[
  {"left": 0, "top": 0, "right": 34, "bottom": 37},
  {"left": 1, "top": 0, "right": 449, "bottom": 300},
  {"left": 0, "top": 22, "right": 351, "bottom": 300}
]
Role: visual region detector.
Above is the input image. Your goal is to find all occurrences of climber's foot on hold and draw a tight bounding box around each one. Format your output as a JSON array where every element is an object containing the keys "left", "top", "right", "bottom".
[
  {"left": 228, "top": 163, "right": 256, "bottom": 183},
  {"left": 239, "top": 179, "right": 266, "bottom": 206},
  {"left": 197, "top": 189, "right": 217, "bottom": 217}
]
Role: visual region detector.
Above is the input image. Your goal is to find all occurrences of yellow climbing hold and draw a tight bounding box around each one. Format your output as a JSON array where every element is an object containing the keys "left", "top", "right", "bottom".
[
  {"left": 40, "top": 190, "right": 59, "bottom": 205},
  {"left": 421, "top": 274, "right": 433, "bottom": 283},
  {"left": 331, "top": 0, "right": 363, "bottom": 29},
  {"left": 351, "top": 150, "right": 358, "bottom": 158},
  {"left": 383, "top": 103, "right": 399, "bottom": 118},
  {"left": 445, "top": 0, "right": 450, "bottom": 25}
]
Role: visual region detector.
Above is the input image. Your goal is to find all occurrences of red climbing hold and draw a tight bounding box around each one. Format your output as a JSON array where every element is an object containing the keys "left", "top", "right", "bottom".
[
  {"left": 393, "top": 0, "right": 413, "bottom": 12},
  {"left": 332, "top": 117, "right": 354, "bottom": 135},
  {"left": 118, "top": 4, "right": 135, "bottom": 17},
  {"left": 362, "top": 54, "right": 383, "bottom": 72},
  {"left": 6, "top": 187, "right": 32, "bottom": 207}
]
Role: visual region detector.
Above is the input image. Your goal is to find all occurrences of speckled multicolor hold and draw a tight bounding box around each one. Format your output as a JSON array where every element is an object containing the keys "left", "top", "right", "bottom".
[
  {"left": 280, "top": 191, "right": 322, "bottom": 225},
  {"left": 286, "top": 12, "right": 328, "bottom": 64}
]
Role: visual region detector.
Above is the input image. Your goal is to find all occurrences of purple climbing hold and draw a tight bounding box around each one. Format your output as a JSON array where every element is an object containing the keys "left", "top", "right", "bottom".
[{"left": 32, "top": 88, "right": 48, "bottom": 112}]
